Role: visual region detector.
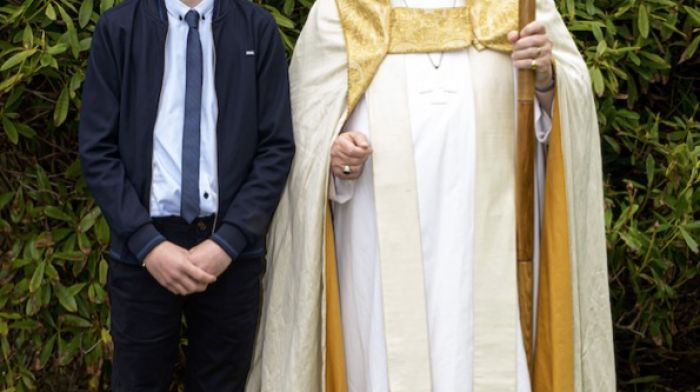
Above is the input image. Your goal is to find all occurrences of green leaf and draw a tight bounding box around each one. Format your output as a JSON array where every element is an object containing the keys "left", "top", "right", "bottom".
[
  {"left": 47, "top": 43, "right": 68, "bottom": 55},
  {"left": 0, "top": 49, "right": 37, "bottom": 71},
  {"left": 44, "top": 206, "right": 73, "bottom": 222},
  {"left": 101, "top": 0, "right": 115, "bottom": 13},
  {"left": 29, "top": 262, "right": 45, "bottom": 293},
  {"left": 283, "top": 0, "right": 294, "bottom": 15},
  {"left": 639, "top": 51, "right": 670, "bottom": 68},
  {"left": 638, "top": 4, "right": 649, "bottom": 38},
  {"left": 60, "top": 314, "right": 91, "bottom": 328},
  {"left": 2, "top": 117, "right": 19, "bottom": 144},
  {"left": 0, "top": 192, "right": 13, "bottom": 211},
  {"left": 684, "top": 5, "right": 700, "bottom": 26},
  {"left": 595, "top": 40, "right": 607, "bottom": 59},
  {"left": 265, "top": 7, "right": 295, "bottom": 29},
  {"left": 679, "top": 34, "right": 700, "bottom": 64},
  {"left": 565, "top": 0, "right": 574, "bottom": 19},
  {"left": 55, "top": 284, "right": 78, "bottom": 313},
  {"left": 590, "top": 66, "right": 605, "bottom": 96},
  {"left": 53, "top": 86, "right": 70, "bottom": 126},
  {"left": 679, "top": 228, "right": 698, "bottom": 253},
  {"left": 78, "top": 232, "right": 91, "bottom": 254},
  {"left": 15, "top": 123, "right": 36, "bottom": 139},
  {"left": 46, "top": 3, "right": 57, "bottom": 20},
  {"left": 1, "top": 336, "right": 9, "bottom": 360},
  {"left": 38, "top": 334, "right": 57, "bottom": 369},
  {"left": 36, "top": 165, "right": 51, "bottom": 192},
  {"left": 57, "top": 4, "right": 80, "bottom": 57},
  {"left": 79, "top": 207, "right": 101, "bottom": 233},
  {"left": 22, "top": 25, "right": 33, "bottom": 49},
  {"left": 645, "top": 154, "right": 655, "bottom": 186},
  {"left": 0, "top": 73, "right": 23, "bottom": 93},
  {"left": 99, "top": 258, "right": 108, "bottom": 285},
  {"left": 67, "top": 283, "right": 86, "bottom": 297},
  {"left": 79, "top": 0, "right": 94, "bottom": 28},
  {"left": 95, "top": 216, "right": 110, "bottom": 244}
]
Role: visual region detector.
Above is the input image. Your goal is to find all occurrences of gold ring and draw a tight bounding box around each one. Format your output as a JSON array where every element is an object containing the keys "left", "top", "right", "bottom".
[
  {"left": 530, "top": 58, "right": 538, "bottom": 71},
  {"left": 343, "top": 165, "right": 352, "bottom": 175}
]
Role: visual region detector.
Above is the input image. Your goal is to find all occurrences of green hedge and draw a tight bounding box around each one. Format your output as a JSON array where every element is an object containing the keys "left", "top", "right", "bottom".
[{"left": 0, "top": 0, "right": 698, "bottom": 390}]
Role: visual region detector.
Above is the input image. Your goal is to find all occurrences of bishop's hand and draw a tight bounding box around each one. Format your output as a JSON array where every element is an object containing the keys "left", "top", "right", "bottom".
[
  {"left": 508, "top": 21, "right": 554, "bottom": 90},
  {"left": 331, "top": 131, "right": 373, "bottom": 180}
]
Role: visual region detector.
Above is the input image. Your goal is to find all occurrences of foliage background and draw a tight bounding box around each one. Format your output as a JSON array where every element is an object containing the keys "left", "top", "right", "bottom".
[{"left": 0, "top": 0, "right": 698, "bottom": 390}]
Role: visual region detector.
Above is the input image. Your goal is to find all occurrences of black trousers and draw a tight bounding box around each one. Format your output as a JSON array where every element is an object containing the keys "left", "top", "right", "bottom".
[{"left": 108, "top": 216, "right": 263, "bottom": 391}]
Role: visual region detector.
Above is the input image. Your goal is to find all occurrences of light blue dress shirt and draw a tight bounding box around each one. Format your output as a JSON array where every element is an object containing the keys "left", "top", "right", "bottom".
[{"left": 150, "top": 0, "right": 218, "bottom": 218}]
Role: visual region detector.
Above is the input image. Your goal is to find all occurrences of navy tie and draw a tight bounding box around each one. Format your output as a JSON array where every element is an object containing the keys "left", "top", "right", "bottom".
[{"left": 181, "top": 10, "right": 202, "bottom": 223}]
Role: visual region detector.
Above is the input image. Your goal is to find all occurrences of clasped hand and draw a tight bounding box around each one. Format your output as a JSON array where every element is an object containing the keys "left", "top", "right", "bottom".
[{"left": 143, "top": 240, "right": 231, "bottom": 295}]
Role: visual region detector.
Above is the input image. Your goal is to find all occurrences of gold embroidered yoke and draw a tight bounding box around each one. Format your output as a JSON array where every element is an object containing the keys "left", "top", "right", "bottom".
[{"left": 337, "top": 0, "right": 518, "bottom": 111}]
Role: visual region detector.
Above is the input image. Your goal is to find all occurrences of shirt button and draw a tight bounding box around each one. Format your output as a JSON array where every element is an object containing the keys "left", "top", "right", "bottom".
[
  {"left": 203, "top": 192, "right": 209, "bottom": 199},
  {"left": 197, "top": 221, "right": 207, "bottom": 231}
]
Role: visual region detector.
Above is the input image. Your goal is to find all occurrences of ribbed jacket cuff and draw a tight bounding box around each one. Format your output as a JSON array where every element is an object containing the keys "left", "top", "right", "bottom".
[
  {"left": 127, "top": 223, "right": 166, "bottom": 263},
  {"left": 211, "top": 223, "right": 247, "bottom": 260}
]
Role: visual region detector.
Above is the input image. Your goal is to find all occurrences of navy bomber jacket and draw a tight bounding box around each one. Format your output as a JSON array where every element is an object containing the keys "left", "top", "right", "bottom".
[{"left": 79, "top": 0, "right": 294, "bottom": 265}]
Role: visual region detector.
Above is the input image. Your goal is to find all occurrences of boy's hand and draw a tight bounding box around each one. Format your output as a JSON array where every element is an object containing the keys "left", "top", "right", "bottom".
[
  {"left": 143, "top": 241, "right": 217, "bottom": 295},
  {"left": 188, "top": 240, "right": 233, "bottom": 278}
]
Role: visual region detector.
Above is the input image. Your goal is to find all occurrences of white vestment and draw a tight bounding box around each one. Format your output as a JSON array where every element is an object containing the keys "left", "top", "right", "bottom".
[{"left": 330, "top": 1, "right": 552, "bottom": 390}]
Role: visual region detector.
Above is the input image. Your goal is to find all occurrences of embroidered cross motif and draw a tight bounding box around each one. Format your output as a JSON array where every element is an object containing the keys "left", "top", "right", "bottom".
[{"left": 418, "top": 83, "right": 458, "bottom": 106}]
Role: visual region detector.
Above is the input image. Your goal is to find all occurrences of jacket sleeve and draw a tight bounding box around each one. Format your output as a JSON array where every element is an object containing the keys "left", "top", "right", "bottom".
[
  {"left": 211, "top": 14, "right": 295, "bottom": 259},
  {"left": 79, "top": 17, "right": 165, "bottom": 264}
]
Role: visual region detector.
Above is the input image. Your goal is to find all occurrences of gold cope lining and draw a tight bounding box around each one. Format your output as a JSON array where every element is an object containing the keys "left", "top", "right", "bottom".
[{"left": 335, "top": 0, "right": 518, "bottom": 112}]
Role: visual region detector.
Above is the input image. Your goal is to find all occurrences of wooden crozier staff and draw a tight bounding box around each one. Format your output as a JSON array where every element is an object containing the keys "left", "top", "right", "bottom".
[{"left": 516, "top": 0, "right": 537, "bottom": 366}]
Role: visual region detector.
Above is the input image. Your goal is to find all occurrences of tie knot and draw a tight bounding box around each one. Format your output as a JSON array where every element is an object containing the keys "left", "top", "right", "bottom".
[{"left": 184, "top": 10, "right": 199, "bottom": 29}]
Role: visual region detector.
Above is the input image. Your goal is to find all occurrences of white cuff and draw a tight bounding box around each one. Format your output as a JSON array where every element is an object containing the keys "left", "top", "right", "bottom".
[
  {"left": 328, "top": 174, "right": 355, "bottom": 204},
  {"left": 534, "top": 97, "right": 553, "bottom": 144}
]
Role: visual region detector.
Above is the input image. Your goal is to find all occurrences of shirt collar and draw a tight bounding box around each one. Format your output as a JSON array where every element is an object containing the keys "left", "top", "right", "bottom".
[{"left": 164, "top": 0, "right": 215, "bottom": 21}]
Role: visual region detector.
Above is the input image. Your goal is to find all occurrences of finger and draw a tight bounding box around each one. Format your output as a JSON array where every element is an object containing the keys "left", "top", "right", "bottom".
[
  {"left": 520, "top": 21, "right": 545, "bottom": 37},
  {"left": 337, "top": 134, "right": 366, "bottom": 154},
  {"left": 512, "top": 35, "right": 548, "bottom": 52},
  {"left": 332, "top": 153, "right": 365, "bottom": 166},
  {"left": 345, "top": 132, "right": 371, "bottom": 149},
  {"left": 512, "top": 55, "right": 551, "bottom": 72},
  {"left": 176, "top": 275, "right": 204, "bottom": 294},
  {"left": 168, "top": 280, "right": 187, "bottom": 296},
  {"left": 333, "top": 165, "right": 363, "bottom": 180},
  {"left": 512, "top": 46, "right": 547, "bottom": 61},
  {"left": 507, "top": 30, "right": 519, "bottom": 43},
  {"left": 333, "top": 148, "right": 367, "bottom": 165},
  {"left": 340, "top": 142, "right": 372, "bottom": 159},
  {"left": 181, "top": 261, "right": 217, "bottom": 284}
]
